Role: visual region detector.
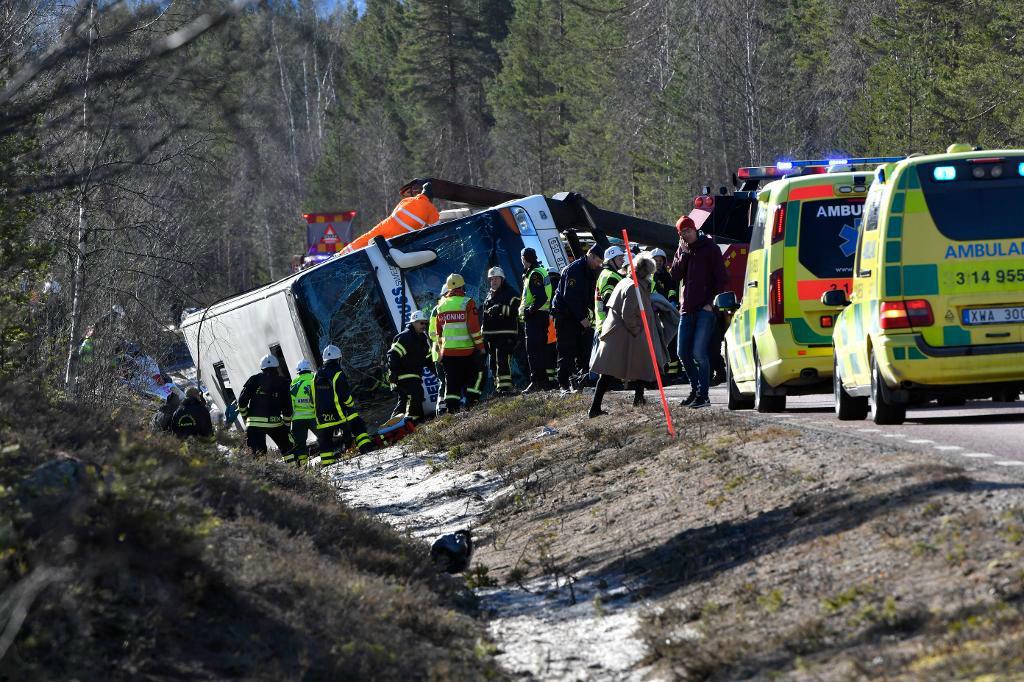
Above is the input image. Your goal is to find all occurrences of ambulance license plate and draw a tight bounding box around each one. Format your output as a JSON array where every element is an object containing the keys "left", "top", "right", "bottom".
[{"left": 962, "top": 306, "right": 1024, "bottom": 325}]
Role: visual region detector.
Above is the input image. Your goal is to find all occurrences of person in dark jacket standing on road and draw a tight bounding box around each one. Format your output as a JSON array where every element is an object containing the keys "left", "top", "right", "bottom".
[
  {"left": 171, "top": 387, "right": 214, "bottom": 441},
  {"left": 552, "top": 244, "right": 603, "bottom": 392},
  {"left": 314, "top": 344, "right": 373, "bottom": 464},
  {"left": 388, "top": 310, "right": 433, "bottom": 424},
  {"left": 482, "top": 266, "right": 520, "bottom": 395},
  {"left": 518, "top": 248, "right": 552, "bottom": 393},
  {"left": 237, "top": 354, "right": 294, "bottom": 454},
  {"left": 670, "top": 216, "right": 728, "bottom": 409}
]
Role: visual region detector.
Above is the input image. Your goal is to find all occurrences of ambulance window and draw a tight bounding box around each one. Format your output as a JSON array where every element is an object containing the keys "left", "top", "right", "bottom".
[
  {"left": 919, "top": 160, "right": 1024, "bottom": 240},
  {"left": 749, "top": 203, "right": 768, "bottom": 252},
  {"left": 798, "top": 198, "right": 863, "bottom": 279},
  {"left": 863, "top": 189, "right": 882, "bottom": 232}
]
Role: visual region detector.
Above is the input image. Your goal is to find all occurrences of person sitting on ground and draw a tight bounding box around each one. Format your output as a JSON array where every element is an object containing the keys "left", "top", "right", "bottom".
[
  {"left": 171, "top": 387, "right": 214, "bottom": 441},
  {"left": 589, "top": 253, "right": 667, "bottom": 418}
]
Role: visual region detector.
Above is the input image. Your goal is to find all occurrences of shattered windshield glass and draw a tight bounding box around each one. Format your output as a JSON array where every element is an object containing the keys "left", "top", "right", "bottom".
[
  {"left": 394, "top": 210, "right": 527, "bottom": 315},
  {"left": 291, "top": 252, "right": 394, "bottom": 394}
]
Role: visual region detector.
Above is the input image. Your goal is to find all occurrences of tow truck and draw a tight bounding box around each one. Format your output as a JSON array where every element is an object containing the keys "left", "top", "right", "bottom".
[{"left": 180, "top": 179, "right": 677, "bottom": 427}]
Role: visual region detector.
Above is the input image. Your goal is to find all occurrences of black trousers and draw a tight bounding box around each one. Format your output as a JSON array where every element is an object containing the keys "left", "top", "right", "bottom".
[
  {"left": 485, "top": 336, "right": 516, "bottom": 391},
  {"left": 441, "top": 355, "right": 478, "bottom": 413},
  {"left": 523, "top": 311, "right": 550, "bottom": 388},
  {"left": 555, "top": 314, "right": 593, "bottom": 389},
  {"left": 246, "top": 424, "right": 293, "bottom": 455},
  {"left": 290, "top": 418, "right": 317, "bottom": 459},
  {"left": 395, "top": 378, "right": 425, "bottom": 423}
]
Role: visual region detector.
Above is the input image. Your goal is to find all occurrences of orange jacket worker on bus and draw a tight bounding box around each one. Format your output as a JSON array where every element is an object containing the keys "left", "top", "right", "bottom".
[{"left": 340, "top": 183, "right": 440, "bottom": 255}]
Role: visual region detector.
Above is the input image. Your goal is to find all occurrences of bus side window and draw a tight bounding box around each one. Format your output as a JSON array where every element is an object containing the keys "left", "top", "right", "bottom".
[
  {"left": 213, "top": 361, "right": 236, "bottom": 405},
  {"left": 269, "top": 344, "right": 291, "bottom": 382}
]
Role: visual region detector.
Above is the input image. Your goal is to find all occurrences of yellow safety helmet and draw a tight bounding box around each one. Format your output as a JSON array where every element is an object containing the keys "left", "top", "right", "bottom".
[{"left": 445, "top": 273, "right": 465, "bottom": 290}]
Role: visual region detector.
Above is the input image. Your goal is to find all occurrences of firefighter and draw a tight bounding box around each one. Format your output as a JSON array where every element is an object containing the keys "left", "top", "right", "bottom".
[
  {"left": 594, "top": 245, "right": 626, "bottom": 327},
  {"left": 518, "top": 247, "right": 552, "bottom": 393},
  {"left": 434, "top": 273, "right": 485, "bottom": 413},
  {"left": 237, "top": 354, "right": 294, "bottom": 456},
  {"left": 552, "top": 244, "right": 603, "bottom": 392},
  {"left": 651, "top": 247, "right": 683, "bottom": 382},
  {"left": 482, "top": 266, "right": 520, "bottom": 395},
  {"left": 285, "top": 359, "right": 317, "bottom": 466},
  {"left": 388, "top": 310, "right": 432, "bottom": 423},
  {"left": 313, "top": 344, "right": 373, "bottom": 464},
  {"left": 171, "top": 387, "right": 214, "bottom": 442}
]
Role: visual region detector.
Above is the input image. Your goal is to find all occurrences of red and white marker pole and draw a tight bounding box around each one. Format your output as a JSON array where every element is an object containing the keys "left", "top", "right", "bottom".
[{"left": 621, "top": 229, "right": 676, "bottom": 438}]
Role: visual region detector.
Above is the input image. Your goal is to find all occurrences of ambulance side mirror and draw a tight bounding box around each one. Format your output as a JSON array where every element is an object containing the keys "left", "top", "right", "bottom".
[
  {"left": 821, "top": 289, "right": 849, "bottom": 307},
  {"left": 714, "top": 292, "right": 739, "bottom": 310}
]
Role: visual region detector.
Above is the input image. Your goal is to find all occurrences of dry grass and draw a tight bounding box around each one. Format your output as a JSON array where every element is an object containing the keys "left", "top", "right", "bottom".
[{"left": 0, "top": 378, "right": 502, "bottom": 681}]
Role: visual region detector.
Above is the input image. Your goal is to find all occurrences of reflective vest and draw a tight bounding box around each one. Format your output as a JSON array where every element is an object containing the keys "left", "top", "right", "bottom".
[
  {"left": 519, "top": 265, "right": 552, "bottom": 318},
  {"left": 437, "top": 295, "right": 481, "bottom": 356},
  {"left": 313, "top": 368, "right": 357, "bottom": 428},
  {"left": 340, "top": 194, "right": 440, "bottom": 255},
  {"left": 428, "top": 305, "right": 441, "bottom": 362},
  {"left": 290, "top": 372, "right": 315, "bottom": 420},
  {"left": 595, "top": 267, "right": 624, "bottom": 324}
]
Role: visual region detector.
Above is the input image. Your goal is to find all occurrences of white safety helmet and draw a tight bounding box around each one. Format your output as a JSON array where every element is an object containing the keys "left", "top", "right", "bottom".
[
  {"left": 322, "top": 344, "right": 342, "bottom": 361},
  {"left": 604, "top": 245, "right": 625, "bottom": 261},
  {"left": 650, "top": 248, "right": 667, "bottom": 259},
  {"left": 487, "top": 266, "right": 505, "bottom": 279},
  {"left": 295, "top": 359, "right": 313, "bottom": 373},
  {"left": 260, "top": 354, "right": 279, "bottom": 370},
  {"left": 410, "top": 310, "right": 428, "bottom": 323}
]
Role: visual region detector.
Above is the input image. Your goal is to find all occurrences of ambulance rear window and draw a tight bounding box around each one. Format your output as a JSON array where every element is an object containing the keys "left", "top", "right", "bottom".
[
  {"left": 919, "top": 159, "right": 1024, "bottom": 241},
  {"left": 798, "top": 198, "right": 863, "bottom": 279}
]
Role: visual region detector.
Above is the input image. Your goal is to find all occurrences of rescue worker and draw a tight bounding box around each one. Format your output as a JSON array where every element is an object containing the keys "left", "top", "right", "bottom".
[
  {"left": 545, "top": 270, "right": 560, "bottom": 388},
  {"left": 171, "top": 387, "right": 214, "bottom": 441},
  {"left": 340, "top": 182, "right": 439, "bottom": 255},
  {"left": 518, "top": 247, "right": 552, "bottom": 393},
  {"left": 434, "top": 273, "right": 485, "bottom": 413},
  {"left": 285, "top": 359, "right": 317, "bottom": 466},
  {"left": 482, "top": 266, "right": 520, "bottom": 395},
  {"left": 237, "top": 354, "right": 294, "bottom": 455},
  {"left": 388, "top": 310, "right": 432, "bottom": 423},
  {"left": 651, "top": 247, "right": 683, "bottom": 382},
  {"left": 552, "top": 244, "right": 603, "bottom": 392},
  {"left": 313, "top": 344, "right": 373, "bottom": 464},
  {"left": 594, "top": 245, "right": 626, "bottom": 327},
  {"left": 428, "top": 284, "right": 447, "bottom": 412}
]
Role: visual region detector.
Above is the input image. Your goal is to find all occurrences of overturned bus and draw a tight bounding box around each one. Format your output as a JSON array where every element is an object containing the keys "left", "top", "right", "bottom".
[{"left": 180, "top": 180, "right": 677, "bottom": 426}]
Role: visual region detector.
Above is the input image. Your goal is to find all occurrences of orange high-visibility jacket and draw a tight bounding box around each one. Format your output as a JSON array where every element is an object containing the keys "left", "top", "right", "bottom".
[{"left": 340, "top": 194, "right": 440, "bottom": 255}]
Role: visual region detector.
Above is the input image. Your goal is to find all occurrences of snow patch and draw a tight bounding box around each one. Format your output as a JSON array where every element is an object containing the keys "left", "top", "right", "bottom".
[{"left": 325, "top": 446, "right": 654, "bottom": 680}]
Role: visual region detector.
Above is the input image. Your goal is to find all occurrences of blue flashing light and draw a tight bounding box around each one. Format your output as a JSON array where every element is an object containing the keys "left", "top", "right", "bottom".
[
  {"left": 828, "top": 158, "right": 849, "bottom": 166},
  {"left": 776, "top": 161, "right": 793, "bottom": 171},
  {"left": 933, "top": 165, "right": 957, "bottom": 181},
  {"left": 1018, "top": 162, "right": 1024, "bottom": 177}
]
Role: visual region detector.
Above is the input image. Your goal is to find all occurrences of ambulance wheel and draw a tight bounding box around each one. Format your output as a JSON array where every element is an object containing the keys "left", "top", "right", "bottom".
[
  {"left": 870, "top": 354, "right": 906, "bottom": 425},
  {"left": 834, "top": 356, "right": 867, "bottom": 421},
  {"left": 754, "top": 351, "right": 785, "bottom": 413},
  {"left": 726, "top": 350, "right": 754, "bottom": 411}
]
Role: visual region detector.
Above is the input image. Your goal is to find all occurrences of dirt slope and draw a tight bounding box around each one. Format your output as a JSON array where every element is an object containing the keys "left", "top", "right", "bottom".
[{"left": 405, "top": 392, "right": 1024, "bottom": 680}]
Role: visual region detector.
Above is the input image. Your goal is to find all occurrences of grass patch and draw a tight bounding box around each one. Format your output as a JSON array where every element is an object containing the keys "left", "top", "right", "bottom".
[{"left": 0, "top": 378, "right": 500, "bottom": 680}]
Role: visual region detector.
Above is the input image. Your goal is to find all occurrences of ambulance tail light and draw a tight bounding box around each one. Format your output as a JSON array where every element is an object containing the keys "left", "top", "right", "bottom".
[
  {"left": 768, "top": 269, "right": 784, "bottom": 324},
  {"left": 880, "top": 299, "right": 934, "bottom": 329},
  {"left": 771, "top": 203, "right": 787, "bottom": 244}
]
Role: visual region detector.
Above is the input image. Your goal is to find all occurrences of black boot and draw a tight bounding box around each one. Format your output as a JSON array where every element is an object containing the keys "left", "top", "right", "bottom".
[
  {"left": 632, "top": 387, "right": 646, "bottom": 407},
  {"left": 589, "top": 375, "right": 610, "bottom": 418}
]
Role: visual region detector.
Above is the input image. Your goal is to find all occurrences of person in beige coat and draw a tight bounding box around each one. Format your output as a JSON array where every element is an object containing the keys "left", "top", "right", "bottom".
[{"left": 589, "top": 253, "right": 668, "bottom": 418}]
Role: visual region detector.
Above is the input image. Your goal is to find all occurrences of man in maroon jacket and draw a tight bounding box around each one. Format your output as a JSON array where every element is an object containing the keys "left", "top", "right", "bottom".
[{"left": 669, "top": 216, "right": 728, "bottom": 408}]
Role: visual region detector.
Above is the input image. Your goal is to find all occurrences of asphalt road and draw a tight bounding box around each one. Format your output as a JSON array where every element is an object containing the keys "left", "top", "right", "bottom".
[{"left": 660, "top": 382, "right": 1024, "bottom": 470}]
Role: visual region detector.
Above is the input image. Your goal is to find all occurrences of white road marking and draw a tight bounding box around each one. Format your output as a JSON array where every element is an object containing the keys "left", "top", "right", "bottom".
[
  {"left": 961, "top": 453, "right": 994, "bottom": 459},
  {"left": 994, "top": 461, "right": 1024, "bottom": 467},
  {"left": 857, "top": 428, "right": 881, "bottom": 433},
  {"left": 907, "top": 439, "right": 934, "bottom": 444},
  {"left": 883, "top": 434, "right": 907, "bottom": 439},
  {"left": 933, "top": 445, "right": 963, "bottom": 451}
]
